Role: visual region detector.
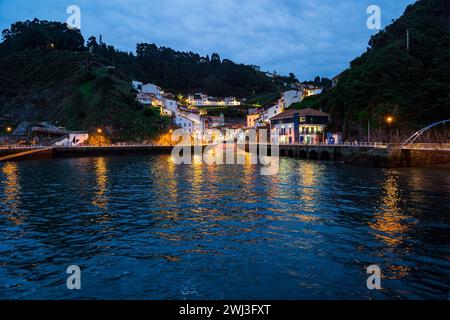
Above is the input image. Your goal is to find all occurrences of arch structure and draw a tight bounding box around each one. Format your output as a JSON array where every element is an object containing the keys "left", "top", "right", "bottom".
[{"left": 402, "top": 119, "right": 450, "bottom": 145}]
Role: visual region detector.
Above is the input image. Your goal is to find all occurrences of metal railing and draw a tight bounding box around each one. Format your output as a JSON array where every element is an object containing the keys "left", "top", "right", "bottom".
[
  {"left": 1, "top": 142, "right": 449, "bottom": 151},
  {"left": 276, "top": 142, "right": 388, "bottom": 148}
]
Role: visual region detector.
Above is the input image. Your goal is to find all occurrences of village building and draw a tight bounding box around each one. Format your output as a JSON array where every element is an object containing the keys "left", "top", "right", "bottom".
[
  {"left": 136, "top": 92, "right": 153, "bottom": 105},
  {"left": 188, "top": 93, "right": 241, "bottom": 107},
  {"left": 142, "top": 83, "right": 163, "bottom": 99},
  {"left": 281, "top": 90, "right": 303, "bottom": 108},
  {"left": 303, "top": 87, "right": 323, "bottom": 97},
  {"left": 270, "top": 108, "right": 330, "bottom": 145},
  {"left": 263, "top": 104, "right": 284, "bottom": 124},
  {"left": 162, "top": 98, "right": 178, "bottom": 116},
  {"left": 132, "top": 80, "right": 143, "bottom": 91},
  {"left": 247, "top": 108, "right": 263, "bottom": 128}
]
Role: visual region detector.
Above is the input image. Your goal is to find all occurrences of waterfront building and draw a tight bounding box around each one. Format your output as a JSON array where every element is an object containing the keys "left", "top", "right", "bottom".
[
  {"left": 270, "top": 108, "right": 330, "bottom": 145},
  {"left": 175, "top": 111, "right": 206, "bottom": 142},
  {"left": 221, "top": 124, "right": 246, "bottom": 143},
  {"left": 263, "top": 104, "right": 284, "bottom": 124},
  {"left": 247, "top": 109, "right": 263, "bottom": 128},
  {"left": 174, "top": 113, "right": 195, "bottom": 135}
]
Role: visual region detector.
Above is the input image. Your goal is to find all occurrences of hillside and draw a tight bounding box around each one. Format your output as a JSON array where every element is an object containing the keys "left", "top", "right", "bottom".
[
  {"left": 0, "top": 20, "right": 172, "bottom": 141},
  {"left": 0, "top": 19, "right": 291, "bottom": 140},
  {"left": 309, "top": 0, "right": 450, "bottom": 141}
]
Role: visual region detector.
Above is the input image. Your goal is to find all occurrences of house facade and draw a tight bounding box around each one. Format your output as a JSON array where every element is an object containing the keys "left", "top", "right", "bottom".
[
  {"left": 263, "top": 104, "right": 284, "bottom": 123},
  {"left": 142, "top": 83, "right": 163, "bottom": 99},
  {"left": 304, "top": 87, "right": 323, "bottom": 97},
  {"left": 162, "top": 99, "right": 178, "bottom": 116},
  {"left": 136, "top": 92, "right": 153, "bottom": 105},
  {"left": 282, "top": 90, "right": 303, "bottom": 108},
  {"left": 270, "top": 108, "right": 330, "bottom": 145},
  {"left": 247, "top": 114, "right": 261, "bottom": 128},
  {"left": 188, "top": 93, "right": 241, "bottom": 107},
  {"left": 132, "top": 81, "right": 143, "bottom": 91}
]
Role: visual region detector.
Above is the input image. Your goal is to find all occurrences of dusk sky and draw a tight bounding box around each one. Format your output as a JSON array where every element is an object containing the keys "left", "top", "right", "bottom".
[{"left": 0, "top": 0, "right": 416, "bottom": 80}]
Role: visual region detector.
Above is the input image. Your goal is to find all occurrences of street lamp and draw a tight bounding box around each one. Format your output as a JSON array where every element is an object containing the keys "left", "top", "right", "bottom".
[
  {"left": 97, "top": 128, "right": 103, "bottom": 134},
  {"left": 6, "top": 127, "right": 12, "bottom": 133},
  {"left": 386, "top": 116, "right": 394, "bottom": 143}
]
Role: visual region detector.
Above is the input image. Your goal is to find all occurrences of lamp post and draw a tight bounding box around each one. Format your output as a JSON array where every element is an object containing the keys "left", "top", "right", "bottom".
[
  {"left": 386, "top": 116, "right": 394, "bottom": 143},
  {"left": 6, "top": 127, "right": 12, "bottom": 133}
]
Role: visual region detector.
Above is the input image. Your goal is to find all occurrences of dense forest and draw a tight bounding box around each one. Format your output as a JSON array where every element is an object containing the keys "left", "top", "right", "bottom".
[{"left": 308, "top": 0, "right": 450, "bottom": 141}]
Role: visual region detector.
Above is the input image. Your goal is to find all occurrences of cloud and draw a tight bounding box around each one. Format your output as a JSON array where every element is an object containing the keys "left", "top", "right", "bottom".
[{"left": 0, "top": 0, "right": 416, "bottom": 80}]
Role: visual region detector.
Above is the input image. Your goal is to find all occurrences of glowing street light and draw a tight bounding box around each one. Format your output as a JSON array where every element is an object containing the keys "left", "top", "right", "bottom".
[
  {"left": 386, "top": 116, "right": 394, "bottom": 143},
  {"left": 97, "top": 128, "right": 103, "bottom": 134},
  {"left": 386, "top": 116, "right": 394, "bottom": 124},
  {"left": 6, "top": 127, "right": 12, "bottom": 133}
]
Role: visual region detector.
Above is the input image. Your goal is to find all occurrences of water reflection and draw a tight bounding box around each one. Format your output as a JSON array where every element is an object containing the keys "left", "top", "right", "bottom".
[
  {"left": 92, "top": 158, "right": 110, "bottom": 222},
  {"left": 165, "top": 155, "right": 179, "bottom": 203},
  {"left": 0, "top": 162, "right": 23, "bottom": 224},
  {"left": 370, "top": 170, "right": 411, "bottom": 247},
  {"left": 299, "top": 162, "right": 319, "bottom": 213},
  {"left": 0, "top": 156, "right": 449, "bottom": 299}
]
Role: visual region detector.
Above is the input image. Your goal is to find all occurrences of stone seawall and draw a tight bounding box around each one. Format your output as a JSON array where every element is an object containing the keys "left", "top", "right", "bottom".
[
  {"left": 2, "top": 145, "right": 450, "bottom": 168},
  {"left": 259, "top": 144, "right": 450, "bottom": 168},
  {"left": 52, "top": 146, "right": 174, "bottom": 157}
]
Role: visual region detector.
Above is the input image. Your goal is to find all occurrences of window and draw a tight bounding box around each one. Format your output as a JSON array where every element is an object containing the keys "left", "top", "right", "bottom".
[{"left": 300, "top": 116, "right": 306, "bottom": 123}]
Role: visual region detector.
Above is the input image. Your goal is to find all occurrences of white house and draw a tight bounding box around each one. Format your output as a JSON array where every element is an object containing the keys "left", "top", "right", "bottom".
[
  {"left": 263, "top": 104, "right": 284, "bottom": 123},
  {"left": 282, "top": 90, "right": 302, "bottom": 108},
  {"left": 175, "top": 114, "right": 195, "bottom": 134},
  {"left": 175, "top": 112, "right": 206, "bottom": 142},
  {"left": 136, "top": 92, "right": 154, "bottom": 106},
  {"left": 224, "top": 97, "right": 241, "bottom": 106},
  {"left": 142, "top": 83, "right": 163, "bottom": 99},
  {"left": 162, "top": 99, "right": 178, "bottom": 116},
  {"left": 188, "top": 93, "right": 241, "bottom": 107},
  {"left": 304, "top": 87, "right": 323, "bottom": 97},
  {"left": 132, "top": 81, "right": 143, "bottom": 91}
]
